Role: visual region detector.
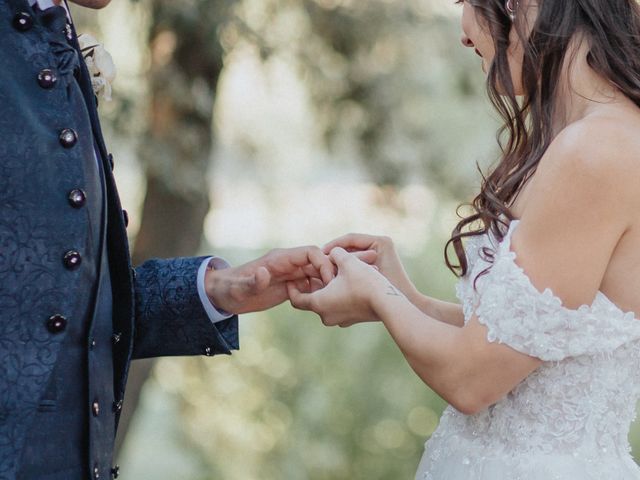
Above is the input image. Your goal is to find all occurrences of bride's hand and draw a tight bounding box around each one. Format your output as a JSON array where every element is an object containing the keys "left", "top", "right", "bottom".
[
  {"left": 287, "top": 247, "right": 396, "bottom": 327},
  {"left": 323, "top": 233, "right": 418, "bottom": 303}
]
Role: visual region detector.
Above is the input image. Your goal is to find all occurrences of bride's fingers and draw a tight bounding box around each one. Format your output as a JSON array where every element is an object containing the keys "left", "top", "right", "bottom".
[
  {"left": 353, "top": 250, "right": 377, "bottom": 265},
  {"left": 287, "top": 281, "right": 315, "bottom": 311},
  {"left": 304, "top": 262, "right": 338, "bottom": 278},
  {"left": 293, "top": 277, "right": 312, "bottom": 294},
  {"left": 282, "top": 246, "right": 335, "bottom": 284},
  {"left": 301, "top": 264, "right": 322, "bottom": 279},
  {"left": 305, "top": 247, "right": 335, "bottom": 285},
  {"left": 295, "top": 250, "right": 376, "bottom": 282},
  {"left": 328, "top": 247, "right": 354, "bottom": 268},
  {"left": 323, "top": 234, "right": 377, "bottom": 255},
  {"left": 309, "top": 277, "right": 325, "bottom": 293}
]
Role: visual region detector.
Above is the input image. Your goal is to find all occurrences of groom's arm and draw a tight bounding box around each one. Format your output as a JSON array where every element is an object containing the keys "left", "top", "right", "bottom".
[
  {"left": 130, "top": 246, "right": 336, "bottom": 359},
  {"left": 132, "top": 256, "right": 238, "bottom": 360}
]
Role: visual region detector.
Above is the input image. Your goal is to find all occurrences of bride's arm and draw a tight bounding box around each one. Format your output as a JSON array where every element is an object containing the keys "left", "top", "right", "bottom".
[
  {"left": 410, "top": 294, "right": 465, "bottom": 327},
  {"left": 371, "top": 282, "right": 538, "bottom": 415}
]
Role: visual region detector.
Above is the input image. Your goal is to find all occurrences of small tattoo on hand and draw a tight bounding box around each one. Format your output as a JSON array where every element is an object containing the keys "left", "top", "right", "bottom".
[{"left": 386, "top": 285, "right": 402, "bottom": 297}]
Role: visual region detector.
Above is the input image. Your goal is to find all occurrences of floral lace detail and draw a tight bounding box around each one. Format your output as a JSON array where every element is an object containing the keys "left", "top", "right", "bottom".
[
  {"left": 472, "top": 219, "right": 640, "bottom": 361},
  {"left": 416, "top": 220, "right": 640, "bottom": 479}
]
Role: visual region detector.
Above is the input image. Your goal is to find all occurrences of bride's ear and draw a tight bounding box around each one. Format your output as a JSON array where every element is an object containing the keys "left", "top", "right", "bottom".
[{"left": 505, "top": 0, "right": 519, "bottom": 21}]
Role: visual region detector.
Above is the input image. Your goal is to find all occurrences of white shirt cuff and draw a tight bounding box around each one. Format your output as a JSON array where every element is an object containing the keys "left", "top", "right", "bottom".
[{"left": 197, "top": 256, "right": 235, "bottom": 324}]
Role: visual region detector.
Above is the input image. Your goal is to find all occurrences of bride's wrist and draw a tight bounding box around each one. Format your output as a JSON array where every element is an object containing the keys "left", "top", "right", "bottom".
[
  {"left": 377, "top": 269, "right": 419, "bottom": 307},
  {"left": 368, "top": 277, "right": 409, "bottom": 321}
]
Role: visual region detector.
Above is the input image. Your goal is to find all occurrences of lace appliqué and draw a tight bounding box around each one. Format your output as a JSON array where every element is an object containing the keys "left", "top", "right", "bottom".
[{"left": 472, "top": 219, "right": 640, "bottom": 362}]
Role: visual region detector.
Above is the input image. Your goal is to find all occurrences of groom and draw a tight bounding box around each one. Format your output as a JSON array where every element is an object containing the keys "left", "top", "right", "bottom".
[{"left": 0, "top": 0, "right": 336, "bottom": 478}]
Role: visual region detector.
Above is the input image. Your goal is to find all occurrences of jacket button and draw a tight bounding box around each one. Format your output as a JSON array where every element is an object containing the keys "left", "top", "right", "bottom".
[
  {"left": 122, "top": 210, "right": 129, "bottom": 228},
  {"left": 89, "top": 338, "right": 96, "bottom": 349},
  {"left": 12, "top": 11, "right": 33, "bottom": 31},
  {"left": 92, "top": 400, "right": 100, "bottom": 417},
  {"left": 113, "top": 399, "right": 123, "bottom": 413},
  {"left": 59, "top": 128, "right": 78, "bottom": 148},
  {"left": 93, "top": 465, "right": 100, "bottom": 479},
  {"left": 63, "top": 250, "right": 82, "bottom": 269},
  {"left": 68, "top": 189, "right": 87, "bottom": 208},
  {"left": 47, "top": 314, "right": 67, "bottom": 334},
  {"left": 107, "top": 153, "right": 114, "bottom": 171},
  {"left": 110, "top": 465, "right": 120, "bottom": 478},
  {"left": 204, "top": 346, "right": 213, "bottom": 356},
  {"left": 112, "top": 332, "right": 122, "bottom": 345},
  {"left": 37, "top": 68, "right": 57, "bottom": 89}
]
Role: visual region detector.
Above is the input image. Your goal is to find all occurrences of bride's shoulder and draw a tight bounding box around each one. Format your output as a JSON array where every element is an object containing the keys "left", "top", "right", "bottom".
[
  {"left": 551, "top": 112, "right": 640, "bottom": 163},
  {"left": 537, "top": 112, "right": 640, "bottom": 200},
  {"left": 515, "top": 111, "right": 640, "bottom": 232}
]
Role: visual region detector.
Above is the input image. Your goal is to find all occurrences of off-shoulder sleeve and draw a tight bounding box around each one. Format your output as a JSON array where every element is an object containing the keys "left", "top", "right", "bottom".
[{"left": 470, "top": 220, "right": 640, "bottom": 362}]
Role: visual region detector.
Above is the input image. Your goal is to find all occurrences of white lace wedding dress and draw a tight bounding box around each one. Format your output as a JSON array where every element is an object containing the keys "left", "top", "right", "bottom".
[{"left": 415, "top": 219, "right": 640, "bottom": 479}]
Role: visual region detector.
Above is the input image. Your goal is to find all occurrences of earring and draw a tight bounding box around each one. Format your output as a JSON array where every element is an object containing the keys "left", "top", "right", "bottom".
[{"left": 506, "top": 0, "right": 519, "bottom": 21}]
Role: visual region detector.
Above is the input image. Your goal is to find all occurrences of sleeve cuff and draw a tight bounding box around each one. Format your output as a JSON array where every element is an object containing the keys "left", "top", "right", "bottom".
[{"left": 197, "top": 256, "right": 235, "bottom": 324}]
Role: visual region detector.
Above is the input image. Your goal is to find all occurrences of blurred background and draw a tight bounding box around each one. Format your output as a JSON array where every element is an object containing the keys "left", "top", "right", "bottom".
[{"left": 70, "top": 0, "right": 640, "bottom": 478}]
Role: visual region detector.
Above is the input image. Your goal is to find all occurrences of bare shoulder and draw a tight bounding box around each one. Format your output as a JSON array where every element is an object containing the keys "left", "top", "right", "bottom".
[
  {"left": 534, "top": 112, "right": 640, "bottom": 208},
  {"left": 514, "top": 110, "right": 640, "bottom": 231}
]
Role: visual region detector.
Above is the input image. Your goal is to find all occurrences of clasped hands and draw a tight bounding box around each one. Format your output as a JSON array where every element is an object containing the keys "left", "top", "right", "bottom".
[{"left": 205, "top": 234, "right": 417, "bottom": 327}]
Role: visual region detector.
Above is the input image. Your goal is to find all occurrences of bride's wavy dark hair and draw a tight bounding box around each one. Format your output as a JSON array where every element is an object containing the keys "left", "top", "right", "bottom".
[{"left": 444, "top": 0, "right": 640, "bottom": 284}]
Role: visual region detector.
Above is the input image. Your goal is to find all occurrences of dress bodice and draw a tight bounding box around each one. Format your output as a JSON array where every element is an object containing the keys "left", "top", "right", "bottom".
[{"left": 416, "top": 220, "right": 640, "bottom": 479}]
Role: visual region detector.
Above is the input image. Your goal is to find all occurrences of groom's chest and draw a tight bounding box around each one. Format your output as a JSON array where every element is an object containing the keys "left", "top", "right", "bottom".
[{"left": 0, "top": 0, "right": 107, "bottom": 316}]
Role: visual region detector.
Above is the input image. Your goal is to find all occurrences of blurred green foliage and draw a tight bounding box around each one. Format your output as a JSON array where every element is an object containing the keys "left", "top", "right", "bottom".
[{"left": 219, "top": 0, "right": 500, "bottom": 195}]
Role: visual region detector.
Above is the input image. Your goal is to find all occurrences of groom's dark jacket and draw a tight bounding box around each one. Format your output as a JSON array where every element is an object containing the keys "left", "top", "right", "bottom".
[{"left": 0, "top": 0, "right": 239, "bottom": 479}]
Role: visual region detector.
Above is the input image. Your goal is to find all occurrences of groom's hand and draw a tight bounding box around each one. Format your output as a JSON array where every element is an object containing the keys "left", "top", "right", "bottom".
[{"left": 205, "top": 246, "right": 337, "bottom": 315}]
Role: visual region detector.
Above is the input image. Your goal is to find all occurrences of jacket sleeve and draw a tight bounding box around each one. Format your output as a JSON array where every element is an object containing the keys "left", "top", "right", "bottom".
[{"left": 131, "top": 255, "right": 239, "bottom": 359}]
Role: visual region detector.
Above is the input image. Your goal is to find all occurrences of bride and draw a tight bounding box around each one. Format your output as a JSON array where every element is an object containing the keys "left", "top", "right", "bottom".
[{"left": 287, "top": 0, "right": 640, "bottom": 478}]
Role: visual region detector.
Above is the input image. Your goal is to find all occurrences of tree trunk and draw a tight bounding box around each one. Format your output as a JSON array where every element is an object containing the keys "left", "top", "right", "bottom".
[
  {"left": 114, "top": 0, "right": 227, "bottom": 455},
  {"left": 114, "top": 176, "right": 210, "bottom": 456}
]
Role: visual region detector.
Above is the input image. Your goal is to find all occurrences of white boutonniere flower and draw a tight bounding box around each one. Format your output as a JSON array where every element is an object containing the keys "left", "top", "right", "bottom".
[{"left": 77, "top": 33, "right": 116, "bottom": 102}]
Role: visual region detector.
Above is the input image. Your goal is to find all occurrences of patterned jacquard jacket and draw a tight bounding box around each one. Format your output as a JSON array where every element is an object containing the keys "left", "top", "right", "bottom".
[{"left": 0, "top": 0, "right": 239, "bottom": 478}]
